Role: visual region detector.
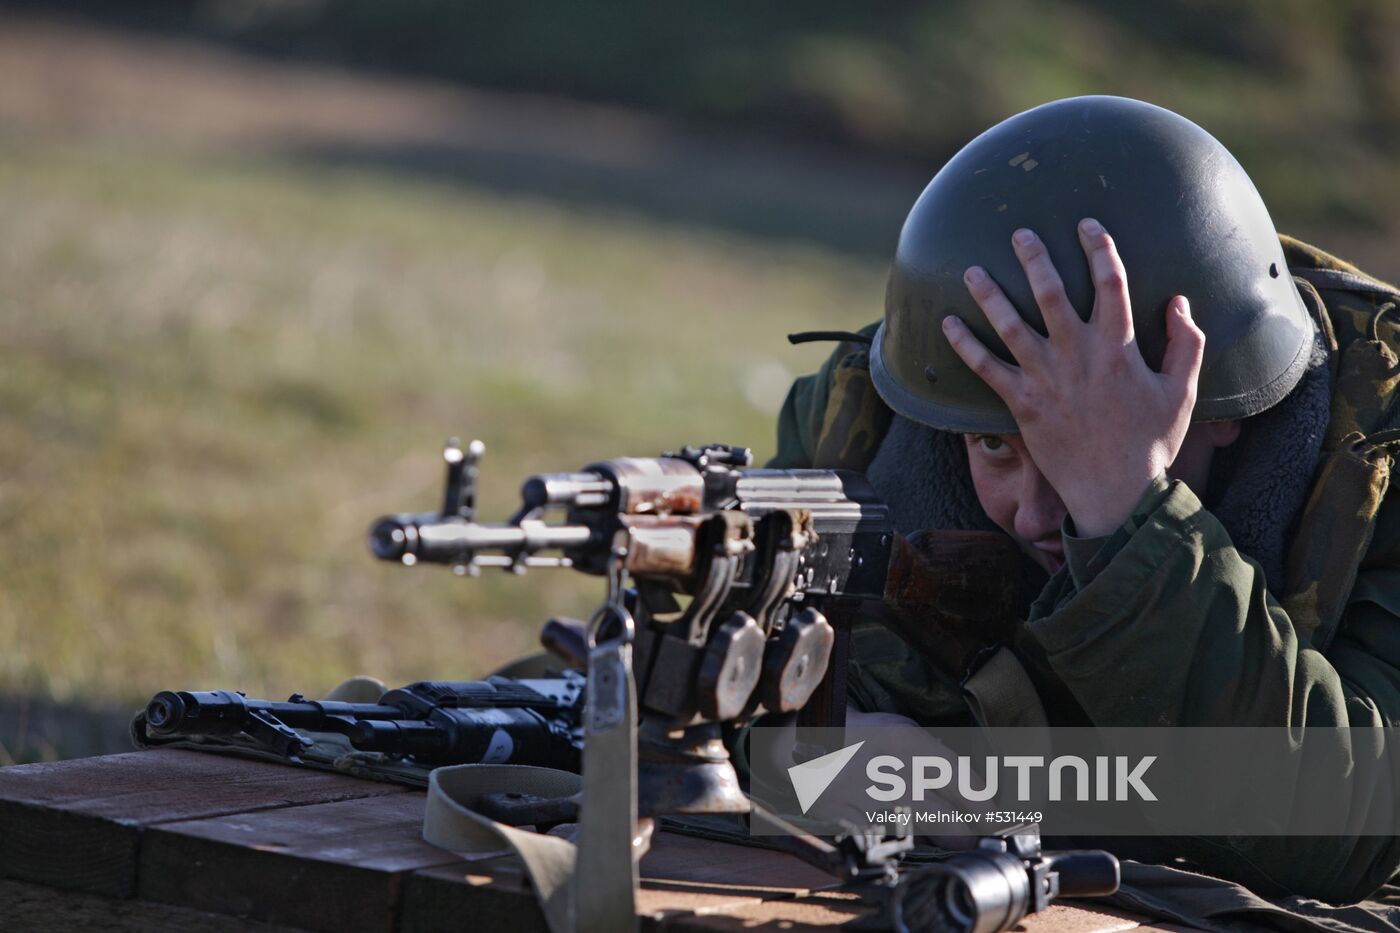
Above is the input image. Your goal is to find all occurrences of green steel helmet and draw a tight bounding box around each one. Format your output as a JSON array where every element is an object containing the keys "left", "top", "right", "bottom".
[{"left": 870, "top": 95, "right": 1315, "bottom": 434}]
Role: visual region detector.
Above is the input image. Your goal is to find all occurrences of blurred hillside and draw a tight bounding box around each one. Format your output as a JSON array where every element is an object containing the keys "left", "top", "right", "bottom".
[
  {"left": 12, "top": 0, "right": 1400, "bottom": 243},
  {"left": 0, "top": 4, "right": 1397, "bottom": 760},
  {"left": 0, "top": 13, "right": 893, "bottom": 760}
]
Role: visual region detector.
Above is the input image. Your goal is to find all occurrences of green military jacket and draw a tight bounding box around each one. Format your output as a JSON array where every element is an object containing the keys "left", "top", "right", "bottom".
[{"left": 769, "top": 237, "right": 1400, "bottom": 904}]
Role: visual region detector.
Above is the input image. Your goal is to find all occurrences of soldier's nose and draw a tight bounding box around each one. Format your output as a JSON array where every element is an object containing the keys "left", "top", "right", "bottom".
[{"left": 1014, "top": 463, "right": 1067, "bottom": 543}]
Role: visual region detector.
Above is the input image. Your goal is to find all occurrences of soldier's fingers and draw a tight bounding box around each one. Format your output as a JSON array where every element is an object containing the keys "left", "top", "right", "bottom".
[
  {"left": 1077, "top": 218, "right": 1134, "bottom": 343},
  {"left": 942, "top": 314, "right": 1022, "bottom": 401},
  {"left": 1160, "top": 296, "right": 1204, "bottom": 405},
  {"left": 963, "top": 265, "right": 1046, "bottom": 371},
  {"left": 1010, "top": 228, "right": 1079, "bottom": 341}
]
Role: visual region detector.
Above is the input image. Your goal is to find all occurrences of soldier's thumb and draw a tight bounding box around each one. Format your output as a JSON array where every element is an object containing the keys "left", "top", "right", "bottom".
[{"left": 1161, "top": 296, "right": 1205, "bottom": 395}]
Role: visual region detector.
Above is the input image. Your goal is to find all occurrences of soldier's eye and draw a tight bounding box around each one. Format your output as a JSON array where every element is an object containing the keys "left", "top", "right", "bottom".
[{"left": 975, "top": 435, "right": 1005, "bottom": 452}]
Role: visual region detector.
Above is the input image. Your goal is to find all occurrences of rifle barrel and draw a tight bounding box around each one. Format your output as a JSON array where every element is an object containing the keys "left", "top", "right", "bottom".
[
  {"left": 145, "top": 690, "right": 401, "bottom": 736},
  {"left": 369, "top": 514, "right": 594, "bottom": 564}
]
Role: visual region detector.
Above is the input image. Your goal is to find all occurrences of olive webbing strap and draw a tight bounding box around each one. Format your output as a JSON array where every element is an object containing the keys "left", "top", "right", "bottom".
[
  {"left": 962, "top": 646, "right": 1052, "bottom": 730},
  {"left": 423, "top": 764, "right": 582, "bottom": 933},
  {"left": 573, "top": 639, "right": 640, "bottom": 931},
  {"left": 962, "top": 646, "right": 1055, "bottom": 809},
  {"left": 421, "top": 639, "right": 641, "bottom": 933}
]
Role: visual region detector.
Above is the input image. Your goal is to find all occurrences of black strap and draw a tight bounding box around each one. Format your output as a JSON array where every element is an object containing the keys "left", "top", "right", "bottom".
[
  {"left": 786, "top": 330, "right": 874, "bottom": 346},
  {"left": 1366, "top": 427, "right": 1400, "bottom": 452}
]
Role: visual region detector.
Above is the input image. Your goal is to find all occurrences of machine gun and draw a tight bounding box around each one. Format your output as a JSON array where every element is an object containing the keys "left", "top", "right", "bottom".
[
  {"left": 137, "top": 437, "right": 1117, "bottom": 931},
  {"left": 370, "top": 440, "right": 893, "bottom": 816},
  {"left": 366, "top": 439, "right": 1118, "bottom": 928},
  {"left": 141, "top": 672, "right": 586, "bottom": 769}
]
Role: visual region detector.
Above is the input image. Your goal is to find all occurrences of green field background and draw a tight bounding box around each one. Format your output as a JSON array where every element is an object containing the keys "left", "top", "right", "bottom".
[
  {"left": 0, "top": 140, "right": 877, "bottom": 714},
  {"left": 1, "top": 1, "right": 1397, "bottom": 760}
]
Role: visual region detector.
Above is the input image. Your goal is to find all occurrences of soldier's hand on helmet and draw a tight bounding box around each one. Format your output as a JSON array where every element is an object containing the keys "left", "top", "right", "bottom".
[{"left": 943, "top": 220, "right": 1206, "bottom": 538}]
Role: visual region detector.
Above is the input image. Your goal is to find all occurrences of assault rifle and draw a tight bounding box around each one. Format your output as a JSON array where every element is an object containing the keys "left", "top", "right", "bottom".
[{"left": 142, "top": 672, "right": 585, "bottom": 769}]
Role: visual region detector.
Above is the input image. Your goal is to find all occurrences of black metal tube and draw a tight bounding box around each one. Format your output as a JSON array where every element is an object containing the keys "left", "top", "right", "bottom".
[
  {"left": 144, "top": 690, "right": 402, "bottom": 736},
  {"left": 368, "top": 514, "right": 595, "bottom": 563}
]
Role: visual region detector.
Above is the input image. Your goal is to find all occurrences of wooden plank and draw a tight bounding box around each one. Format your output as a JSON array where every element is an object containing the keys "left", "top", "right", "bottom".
[
  {"left": 402, "top": 856, "right": 790, "bottom": 933},
  {"left": 0, "top": 877, "right": 315, "bottom": 933},
  {"left": 639, "top": 831, "right": 837, "bottom": 895},
  {"left": 400, "top": 861, "right": 548, "bottom": 933},
  {"left": 401, "top": 829, "right": 859, "bottom": 932},
  {"left": 0, "top": 752, "right": 1198, "bottom": 932},
  {"left": 661, "top": 891, "right": 868, "bottom": 929},
  {"left": 0, "top": 749, "right": 409, "bottom": 898},
  {"left": 139, "top": 791, "right": 466, "bottom": 933},
  {"left": 636, "top": 834, "right": 1157, "bottom": 932},
  {"left": 0, "top": 750, "right": 412, "bottom": 823},
  {"left": 665, "top": 892, "right": 1151, "bottom": 932},
  {"left": 404, "top": 854, "right": 1162, "bottom": 933}
]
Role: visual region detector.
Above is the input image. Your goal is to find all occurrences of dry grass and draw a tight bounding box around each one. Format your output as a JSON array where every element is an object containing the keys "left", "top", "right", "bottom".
[
  {"left": 7, "top": 13, "right": 1397, "bottom": 741},
  {"left": 0, "top": 138, "right": 882, "bottom": 706}
]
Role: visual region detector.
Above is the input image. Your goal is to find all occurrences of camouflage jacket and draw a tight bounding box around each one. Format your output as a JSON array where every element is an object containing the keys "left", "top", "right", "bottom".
[{"left": 769, "top": 237, "right": 1400, "bottom": 903}]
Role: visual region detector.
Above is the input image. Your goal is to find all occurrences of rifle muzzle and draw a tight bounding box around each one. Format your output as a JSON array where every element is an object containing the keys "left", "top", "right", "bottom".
[
  {"left": 368, "top": 514, "right": 594, "bottom": 566},
  {"left": 145, "top": 690, "right": 249, "bottom": 736}
]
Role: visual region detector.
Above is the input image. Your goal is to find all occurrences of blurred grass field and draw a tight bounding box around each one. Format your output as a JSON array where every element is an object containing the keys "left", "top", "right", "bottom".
[
  {"left": 4, "top": 8, "right": 1399, "bottom": 762},
  {"left": 0, "top": 135, "right": 882, "bottom": 719}
]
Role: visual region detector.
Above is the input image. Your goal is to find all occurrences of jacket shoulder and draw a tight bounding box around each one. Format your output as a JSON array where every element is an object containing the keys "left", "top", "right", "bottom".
[
  {"left": 767, "top": 321, "right": 886, "bottom": 469},
  {"left": 1283, "top": 234, "right": 1400, "bottom": 360},
  {"left": 1279, "top": 235, "right": 1400, "bottom": 651}
]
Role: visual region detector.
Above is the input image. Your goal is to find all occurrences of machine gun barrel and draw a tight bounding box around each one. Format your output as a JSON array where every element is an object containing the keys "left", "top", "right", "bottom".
[
  {"left": 146, "top": 689, "right": 401, "bottom": 735},
  {"left": 369, "top": 514, "right": 595, "bottom": 566}
]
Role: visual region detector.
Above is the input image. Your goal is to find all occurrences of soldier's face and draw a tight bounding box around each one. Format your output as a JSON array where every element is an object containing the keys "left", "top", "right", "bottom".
[{"left": 963, "top": 421, "right": 1241, "bottom": 575}]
